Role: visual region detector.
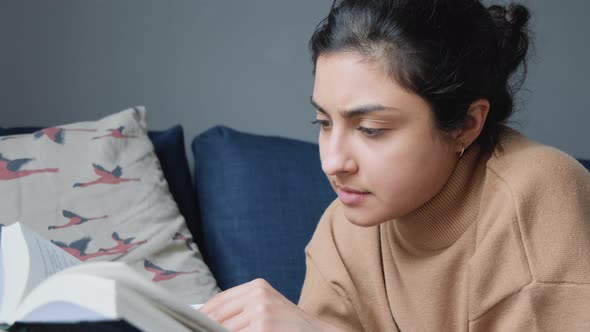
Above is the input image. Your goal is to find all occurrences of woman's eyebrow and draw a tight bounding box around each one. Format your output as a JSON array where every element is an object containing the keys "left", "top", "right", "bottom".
[{"left": 310, "top": 97, "right": 400, "bottom": 118}]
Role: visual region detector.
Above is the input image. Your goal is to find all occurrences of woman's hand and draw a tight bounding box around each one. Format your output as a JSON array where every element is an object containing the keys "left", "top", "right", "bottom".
[{"left": 200, "top": 278, "right": 339, "bottom": 332}]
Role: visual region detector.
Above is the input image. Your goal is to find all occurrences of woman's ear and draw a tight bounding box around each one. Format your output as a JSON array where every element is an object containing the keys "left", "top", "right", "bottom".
[{"left": 453, "top": 99, "right": 490, "bottom": 152}]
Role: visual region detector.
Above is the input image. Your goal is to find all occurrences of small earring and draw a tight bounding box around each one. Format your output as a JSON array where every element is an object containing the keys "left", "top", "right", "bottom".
[{"left": 458, "top": 147, "right": 465, "bottom": 158}]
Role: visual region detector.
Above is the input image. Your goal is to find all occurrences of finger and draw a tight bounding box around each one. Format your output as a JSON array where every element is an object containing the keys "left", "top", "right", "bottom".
[
  {"left": 202, "top": 278, "right": 278, "bottom": 315},
  {"left": 204, "top": 291, "right": 253, "bottom": 325},
  {"left": 236, "top": 320, "right": 265, "bottom": 332},
  {"left": 204, "top": 280, "right": 282, "bottom": 326},
  {"left": 200, "top": 283, "right": 253, "bottom": 315},
  {"left": 220, "top": 310, "right": 250, "bottom": 332},
  {"left": 236, "top": 325, "right": 253, "bottom": 332}
]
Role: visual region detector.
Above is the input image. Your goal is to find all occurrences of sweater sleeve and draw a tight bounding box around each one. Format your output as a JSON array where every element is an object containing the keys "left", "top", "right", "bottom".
[
  {"left": 470, "top": 283, "right": 590, "bottom": 330},
  {"left": 297, "top": 201, "right": 364, "bottom": 332},
  {"left": 298, "top": 251, "right": 364, "bottom": 332}
]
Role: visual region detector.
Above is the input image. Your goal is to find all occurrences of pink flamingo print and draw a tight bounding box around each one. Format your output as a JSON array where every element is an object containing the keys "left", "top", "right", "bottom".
[
  {"left": 48, "top": 210, "right": 108, "bottom": 230},
  {"left": 173, "top": 232, "right": 198, "bottom": 251},
  {"left": 144, "top": 260, "right": 199, "bottom": 282},
  {"left": 52, "top": 237, "right": 118, "bottom": 261},
  {"left": 0, "top": 153, "right": 58, "bottom": 181},
  {"left": 33, "top": 127, "right": 97, "bottom": 145},
  {"left": 98, "top": 232, "right": 147, "bottom": 255},
  {"left": 172, "top": 232, "right": 190, "bottom": 241},
  {"left": 92, "top": 126, "right": 137, "bottom": 140},
  {"left": 73, "top": 164, "right": 140, "bottom": 188}
]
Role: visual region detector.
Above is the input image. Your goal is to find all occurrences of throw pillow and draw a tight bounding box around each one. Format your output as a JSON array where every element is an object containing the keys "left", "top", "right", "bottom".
[
  {"left": 0, "top": 125, "right": 201, "bottom": 241},
  {"left": 0, "top": 107, "right": 219, "bottom": 304}
]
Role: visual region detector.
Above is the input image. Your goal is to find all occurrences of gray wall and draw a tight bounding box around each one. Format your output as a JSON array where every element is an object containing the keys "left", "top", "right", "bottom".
[{"left": 1, "top": 0, "right": 589, "bottom": 159}]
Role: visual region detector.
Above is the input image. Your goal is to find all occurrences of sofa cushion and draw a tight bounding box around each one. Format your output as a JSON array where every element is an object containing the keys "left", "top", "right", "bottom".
[
  {"left": 0, "top": 125, "right": 199, "bottom": 237},
  {"left": 192, "top": 126, "right": 336, "bottom": 303},
  {"left": 0, "top": 107, "right": 219, "bottom": 304}
]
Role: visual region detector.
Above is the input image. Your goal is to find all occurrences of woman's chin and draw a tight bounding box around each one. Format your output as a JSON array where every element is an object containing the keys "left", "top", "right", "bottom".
[{"left": 342, "top": 207, "right": 389, "bottom": 228}]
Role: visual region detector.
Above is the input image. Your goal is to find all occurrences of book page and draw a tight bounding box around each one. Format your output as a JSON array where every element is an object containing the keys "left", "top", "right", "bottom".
[
  {"left": 14, "top": 262, "right": 228, "bottom": 332},
  {"left": 0, "top": 223, "right": 80, "bottom": 324},
  {"left": 14, "top": 274, "right": 117, "bottom": 325},
  {"left": 17, "top": 301, "right": 108, "bottom": 323},
  {"left": 22, "top": 224, "right": 81, "bottom": 281},
  {"left": 0, "top": 222, "right": 31, "bottom": 323},
  {"left": 0, "top": 226, "right": 4, "bottom": 314},
  {"left": 59, "top": 262, "right": 227, "bottom": 331}
]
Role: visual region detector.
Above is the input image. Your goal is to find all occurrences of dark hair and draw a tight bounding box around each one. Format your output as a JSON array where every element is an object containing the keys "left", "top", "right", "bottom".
[{"left": 309, "top": 0, "right": 531, "bottom": 153}]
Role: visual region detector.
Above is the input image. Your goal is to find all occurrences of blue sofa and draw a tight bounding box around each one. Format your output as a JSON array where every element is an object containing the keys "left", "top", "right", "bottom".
[{"left": 1, "top": 125, "right": 588, "bottom": 305}]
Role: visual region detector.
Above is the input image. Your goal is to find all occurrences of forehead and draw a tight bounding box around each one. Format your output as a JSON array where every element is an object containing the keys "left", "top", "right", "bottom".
[
  {"left": 312, "top": 53, "right": 430, "bottom": 116},
  {"left": 313, "top": 53, "right": 394, "bottom": 103}
]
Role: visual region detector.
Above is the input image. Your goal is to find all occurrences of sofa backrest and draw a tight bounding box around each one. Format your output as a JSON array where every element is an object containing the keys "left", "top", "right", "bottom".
[{"left": 192, "top": 126, "right": 336, "bottom": 303}]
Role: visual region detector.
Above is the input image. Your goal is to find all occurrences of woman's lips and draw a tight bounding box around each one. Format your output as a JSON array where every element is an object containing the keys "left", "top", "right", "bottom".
[{"left": 335, "top": 185, "right": 371, "bottom": 205}]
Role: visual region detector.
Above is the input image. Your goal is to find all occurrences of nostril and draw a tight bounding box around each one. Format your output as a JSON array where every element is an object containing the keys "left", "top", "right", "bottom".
[
  {"left": 321, "top": 162, "right": 338, "bottom": 176},
  {"left": 322, "top": 158, "right": 354, "bottom": 176}
]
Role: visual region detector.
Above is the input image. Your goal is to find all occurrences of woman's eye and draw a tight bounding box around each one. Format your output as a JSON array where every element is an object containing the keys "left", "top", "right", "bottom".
[
  {"left": 311, "top": 119, "right": 331, "bottom": 130},
  {"left": 357, "top": 126, "right": 385, "bottom": 137}
]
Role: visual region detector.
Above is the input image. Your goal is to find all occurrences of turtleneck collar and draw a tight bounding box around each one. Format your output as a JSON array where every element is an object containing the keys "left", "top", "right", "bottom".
[{"left": 388, "top": 144, "right": 487, "bottom": 252}]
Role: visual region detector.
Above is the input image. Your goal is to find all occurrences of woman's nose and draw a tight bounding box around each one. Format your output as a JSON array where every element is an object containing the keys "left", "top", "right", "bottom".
[{"left": 320, "top": 135, "right": 357, "bottom": 176}]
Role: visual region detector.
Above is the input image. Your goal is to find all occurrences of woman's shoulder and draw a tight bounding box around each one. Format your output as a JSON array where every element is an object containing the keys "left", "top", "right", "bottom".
[
  {"left": 485, "top": 127, "right": 589, "bottom": 187},
  {"left": 469, "top": 128, "right": 590, "bottom": 308}
]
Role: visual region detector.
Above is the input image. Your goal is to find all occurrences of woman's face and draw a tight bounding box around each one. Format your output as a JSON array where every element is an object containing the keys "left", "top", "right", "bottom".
[{"left": 312, "top": 52, "right": 459, "bottom": 227}]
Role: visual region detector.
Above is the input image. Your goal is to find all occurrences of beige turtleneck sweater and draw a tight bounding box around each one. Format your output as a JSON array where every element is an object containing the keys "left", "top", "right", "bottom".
[{"left": 298, "top": 130, "right": 590, "bottom": 331}]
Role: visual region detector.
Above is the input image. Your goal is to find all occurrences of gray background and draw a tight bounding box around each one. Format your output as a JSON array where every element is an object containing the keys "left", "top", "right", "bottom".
[{"left": 1, "top": 0, "right": 588, "bottom": 159}]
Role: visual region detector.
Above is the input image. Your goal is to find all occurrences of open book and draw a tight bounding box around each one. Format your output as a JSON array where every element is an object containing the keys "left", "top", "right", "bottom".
[{"left": 0, "top": 222, "right": 227, "bottom": 332}]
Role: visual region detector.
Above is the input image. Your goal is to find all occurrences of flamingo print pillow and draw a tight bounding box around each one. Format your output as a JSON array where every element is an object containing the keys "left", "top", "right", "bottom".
[{"left": 0, "top": 106, "right": 220, "bottom": 304}]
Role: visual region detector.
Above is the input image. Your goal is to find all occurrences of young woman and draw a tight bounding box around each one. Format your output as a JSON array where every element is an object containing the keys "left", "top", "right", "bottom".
[{"left": 201, "top": 0, "right": 590, "bottom": 330}]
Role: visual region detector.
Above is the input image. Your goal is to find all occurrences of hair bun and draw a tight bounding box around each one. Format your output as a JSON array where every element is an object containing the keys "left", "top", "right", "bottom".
[
  {"left": 488, "top": 3, "right": 530, "bottom": 80},
  {"left": 489, "top": 4, "right": 530, "bottom": 31}
]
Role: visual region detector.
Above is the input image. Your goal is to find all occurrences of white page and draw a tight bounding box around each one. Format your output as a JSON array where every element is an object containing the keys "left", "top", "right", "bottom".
[
  {"left": 54, "top": 262, "right": 227, "bottom": 331},
  {"left": 0, "top": 223, "right": 80, "bottom": 323},
  {"left": 0, "top": 225, "right": 4, "bottom": 308},
  {"left": 17, "top": 277, "right": 207, "bottom": 332},
  {"left": 20, "top": 301, "right": 108, "bottom": 323},
  {"left": 14, "top": 262, "right": 228, "bottom": 331},
  {"left": 0, "top": 223, "right": 31, "bottom": 323},
  {"left": 22, "top": 223, "right": 80, "bottom": 290},
  {"left": 14, "top": 274, "right": 117, "bottom": 325}
]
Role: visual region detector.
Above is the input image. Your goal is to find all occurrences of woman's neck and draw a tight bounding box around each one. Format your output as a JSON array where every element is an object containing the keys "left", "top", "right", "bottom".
[{"left": 392, "top": 145, "right": 487, "bottom": 251}]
